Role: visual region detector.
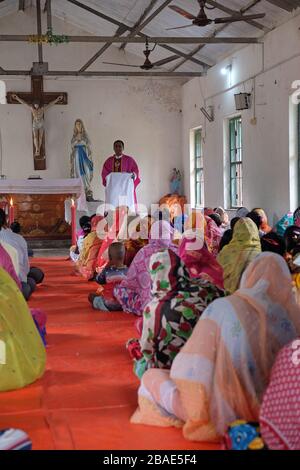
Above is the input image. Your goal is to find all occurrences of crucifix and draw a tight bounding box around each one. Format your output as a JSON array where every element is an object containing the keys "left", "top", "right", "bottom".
[{"left": 7, "top": 75, "right": 68, "bottom": 171}]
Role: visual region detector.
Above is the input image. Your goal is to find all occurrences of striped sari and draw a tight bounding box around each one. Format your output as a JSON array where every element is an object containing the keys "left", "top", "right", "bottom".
[{"left": 131, "top": 253, "right": 300, "bottom": 442}]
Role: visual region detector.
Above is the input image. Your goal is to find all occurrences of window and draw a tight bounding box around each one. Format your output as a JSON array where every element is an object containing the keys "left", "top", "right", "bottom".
[
  {"left": 194, "top": 128, "right": 204, "bottom": 207},
  {"left": 229, "top": 116, "right": 243, "bottom": 207}
]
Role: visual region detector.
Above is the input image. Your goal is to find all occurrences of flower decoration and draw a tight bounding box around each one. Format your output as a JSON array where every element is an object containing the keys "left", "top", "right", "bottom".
[{"left": 28, "top": 28, "right": 69, "bottom": 46}]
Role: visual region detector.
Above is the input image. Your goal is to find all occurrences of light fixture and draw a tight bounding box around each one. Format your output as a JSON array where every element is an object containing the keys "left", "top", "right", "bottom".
[{"left": 221, "top": 64, "right": 232, "bottom": 76}]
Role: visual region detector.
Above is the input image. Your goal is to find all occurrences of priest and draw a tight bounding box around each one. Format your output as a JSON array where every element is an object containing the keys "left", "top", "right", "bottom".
[{"left": 102, "top": 140, "right": 140, "bottom": 211}]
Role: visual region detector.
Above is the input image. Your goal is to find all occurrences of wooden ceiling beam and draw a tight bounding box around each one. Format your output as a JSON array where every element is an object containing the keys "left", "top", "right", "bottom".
[
  {"left": 66, "top": 0, "right": 210, "bottom": 68},
  {"left": 0, "top": 35, "right": 261, "bottom": 44}
]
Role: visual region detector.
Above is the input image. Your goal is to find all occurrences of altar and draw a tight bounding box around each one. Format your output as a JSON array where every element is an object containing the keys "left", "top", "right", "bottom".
[{"left": 0, "top": 178, "right": 85, "bottom": 240}]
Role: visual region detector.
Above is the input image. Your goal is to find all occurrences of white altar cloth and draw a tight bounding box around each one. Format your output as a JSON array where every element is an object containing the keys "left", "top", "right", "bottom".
[{"left": 0, "top": 178, "right": 83, "bottom": 196}]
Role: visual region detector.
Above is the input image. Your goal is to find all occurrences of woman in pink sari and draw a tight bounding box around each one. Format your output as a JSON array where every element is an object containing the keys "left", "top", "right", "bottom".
[
  {"left": 179, "top": 236, "right": 224, "bottom": 289},
  {"left": 114, "top": 220, "right": 178, "bottom": 316}
]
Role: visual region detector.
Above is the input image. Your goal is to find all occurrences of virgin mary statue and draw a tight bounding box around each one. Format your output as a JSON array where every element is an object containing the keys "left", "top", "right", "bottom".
[{"left": 70, "top": 119, "right": 94, "bottom": 200}]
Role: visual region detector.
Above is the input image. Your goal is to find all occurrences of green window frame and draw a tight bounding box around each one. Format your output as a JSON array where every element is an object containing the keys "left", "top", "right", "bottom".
[
  {"left": 229, "top": 116, "right": 243, "bottom": 208},
  {"left": 194, "top": 128, "right": 204, "bottom": 207}
]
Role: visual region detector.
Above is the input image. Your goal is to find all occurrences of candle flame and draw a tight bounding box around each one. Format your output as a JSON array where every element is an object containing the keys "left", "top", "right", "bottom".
[{"left": 10, "top": 198, "right": 13, "bottom": 206}]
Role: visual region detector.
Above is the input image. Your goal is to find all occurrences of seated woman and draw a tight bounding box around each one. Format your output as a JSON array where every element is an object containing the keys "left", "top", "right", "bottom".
[
  {"left": 0, "top": 243, "right": 21, "bottom": 289},
  {"left": 70, "top": 216, "right": 91, "bottom": 263},
  {"left": 0, "top": 267, "right": 46, "bottom": 392},
  {"left": 114, "top": 220, "right": 178, "bottom": 316},
  {"left": 283, "top": 225, "right": 300, "bottom": 304},
  {"left": 293, "top": 206, "right": 300, "bottom": 227},
  {"left": 252, "top": 208, "right": 272, "bottom": 236},
  {"left": 204, "top": 216, "right": 222, "bottom": 257},
  {"left": 131, "top": 253, "right": 300, "bottom": 442},
  {"left": 0, "top": 245, "right": 46, "bottom": 344},
  {"left": 260, "top": 340, "right": 300, "bottom": 450},
  {"left": 274, "top": 212, "right": 293, "bottom": 237},
  {"left": 134, "top": 249, "right": 225, "bottom": 378},
  {"left": 214, "top": 207, "right": 230, "bottom": 232},
  {"left": 123, "top": 216, "right": 152, "bottom": 267},
  {"left": 217, "top": 218, "right": 261, "bottom": 294},
  {"left": 179, "top": 235, "right": 224, "bottom": 289},
  {"left": 89, "top": 242, "right": 128, "bottom": 311},
  {"left": 75, "top": 215, "right": 104, "bottom": 280},
  {"left": 260, "top": 231, "right": 286, "bottom": 256}
]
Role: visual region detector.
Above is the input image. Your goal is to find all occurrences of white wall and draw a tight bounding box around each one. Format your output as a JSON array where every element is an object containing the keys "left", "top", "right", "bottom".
[
  {"left": 182, "top": 13, "right": 300, "bottom": 225},
  {"left": 0, "top": 8, "right": 183, "bottom": 207}
]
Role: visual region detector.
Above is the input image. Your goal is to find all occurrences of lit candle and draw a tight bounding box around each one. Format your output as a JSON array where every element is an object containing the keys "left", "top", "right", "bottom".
[
  {"left": 71, "top": 198, "right": 77, "bottom": 246},
  {"left": 9, "top": 198, "right": 14, "bottom": 226}
]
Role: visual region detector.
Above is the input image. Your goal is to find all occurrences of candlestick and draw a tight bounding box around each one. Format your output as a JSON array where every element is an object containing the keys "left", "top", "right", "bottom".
[
  {"left": 71, "top": 198, "right": 77, "bottom": 246},
  {"left": 9, "top": 198, "right": 14, "bottom": 226}
]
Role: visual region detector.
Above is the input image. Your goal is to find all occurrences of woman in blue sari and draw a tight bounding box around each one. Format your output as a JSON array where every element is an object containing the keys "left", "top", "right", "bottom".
[{"left": 71, "top": 119, "right": 94, "bottom": 201}]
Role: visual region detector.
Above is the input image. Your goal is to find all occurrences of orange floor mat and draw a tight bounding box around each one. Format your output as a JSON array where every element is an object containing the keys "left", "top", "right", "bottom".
[{"left": 0, "top": 258, "right": 219, "bottom": 450}]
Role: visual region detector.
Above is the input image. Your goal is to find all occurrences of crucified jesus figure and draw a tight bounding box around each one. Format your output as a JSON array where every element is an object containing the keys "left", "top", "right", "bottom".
[{"left": 11, "top": 93, "right": 64, "bottom": 157}]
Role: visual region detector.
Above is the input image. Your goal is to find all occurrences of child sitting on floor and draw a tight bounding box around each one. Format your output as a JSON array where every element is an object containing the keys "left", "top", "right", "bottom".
[{"left": 88, "top": 242, "right": 128, "bottom": 311}]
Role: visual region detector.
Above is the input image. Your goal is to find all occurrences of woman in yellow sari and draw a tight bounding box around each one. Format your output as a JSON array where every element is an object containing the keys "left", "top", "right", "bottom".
[
  {"left": 0, "top": 267, "right": 46, "bottom": 392},
  {"left": 217, "top": 218, "right": 261, "bottom": 294}
]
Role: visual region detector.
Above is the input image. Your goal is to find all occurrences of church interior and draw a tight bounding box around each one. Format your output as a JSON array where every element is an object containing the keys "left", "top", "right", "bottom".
[{"left": 0, "top": 0, "right": 300, "bottom": 453}]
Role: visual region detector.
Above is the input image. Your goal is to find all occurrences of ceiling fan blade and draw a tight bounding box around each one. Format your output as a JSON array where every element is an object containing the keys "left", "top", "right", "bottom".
[
  {"left": 214, "top": 13, "right": 266, "bottom": 24},
  {"left": 102, "top": 62, "right": 140, "bottom": 68},
  {"left": 168, "top": 5, "right": 196, "bottom": 20},
  {"left": 166, "top": 24, "right": 193, "bottom": 30},
  {"left": 152, "top": 55, "right": 179, "bottom": 67}
]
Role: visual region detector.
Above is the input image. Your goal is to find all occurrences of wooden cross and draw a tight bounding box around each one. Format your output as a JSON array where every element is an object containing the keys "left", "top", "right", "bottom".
[{"left": 7, "top": 75, "right": 67, "bottom": 171}]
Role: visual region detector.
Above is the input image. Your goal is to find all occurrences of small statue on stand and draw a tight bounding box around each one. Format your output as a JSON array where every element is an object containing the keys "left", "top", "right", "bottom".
[
  {"left": 70, "top": 119, "right": 94, "bottom": 201},
  {"left": 170, "top": 168, "right": 182, "bottom": 195}
]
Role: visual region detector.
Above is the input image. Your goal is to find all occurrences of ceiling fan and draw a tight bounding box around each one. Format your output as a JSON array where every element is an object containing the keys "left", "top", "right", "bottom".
[
  {"left": 103, "top": 38, "right": 159, "bottom": 71},
  {"left": 167, "top": 0, "right": 266, "bottom": 30}
]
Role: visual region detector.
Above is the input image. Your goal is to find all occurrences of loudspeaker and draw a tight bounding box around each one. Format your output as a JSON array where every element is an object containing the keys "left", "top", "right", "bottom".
[{"left": 234, "top": 93, "right": 251, "bottom": 110}]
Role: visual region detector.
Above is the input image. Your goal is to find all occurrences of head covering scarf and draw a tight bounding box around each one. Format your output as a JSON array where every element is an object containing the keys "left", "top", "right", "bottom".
[
  {"left": 217, "top": 218, "right": 261, "bottom": 294},
  {"left": 179, "top": 236, "right": 224, "bottom": 289},
  {"left": 0, "top": 241, "right": 19, "bottom": 276},
  {"left": 275, "top": 212, "right": 293, "bottom": 238},
  {"left": 293, "top": 207, "right": 300, "bottom": 228},
  {"left": 253, "top": 208, "right": 272, "bottom": 234},
  {"left": 215, "top": 207, "right": 230, "bottom": 230},
  {"left": 114, "top": 221, "right": 178, "bottom": 315},
  {"left": 204, "top": 216, "right": 222, "bottom": 256},
  {"left": 132, "top": 253, "right": 300, "bottom": 443},
  {"left": 261, "top": 232, "right": 286, "bottom": 256},
  {"left": 260, "top": 340, "right": 300, "bottom": 450},
  {"left": 0, "top": 267, "right": 46, "bottom": 392},
  {"left": 0, "top": 243, "right": 21, "bottom": 288},
  {"left": 236, "top": 207, "right": 249, "bottom": 218},
  {"left": 204, "top": 208, "right": 214, "bottom": 217},
  {"left": 284, "top": 225, "right": 300, "bottom": 255},
  {"left": 136, "top": 249, "right": 225, "bottom": 376}
]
